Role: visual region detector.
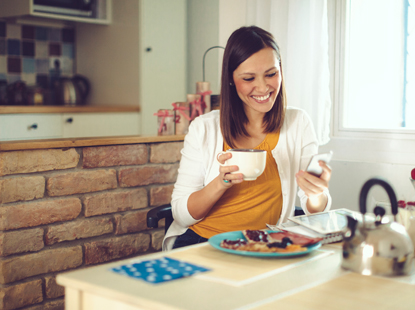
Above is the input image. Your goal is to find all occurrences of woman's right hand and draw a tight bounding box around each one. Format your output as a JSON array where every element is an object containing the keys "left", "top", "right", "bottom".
[{"left": 217, "top": 152, "right": 244, "bottom": 187}]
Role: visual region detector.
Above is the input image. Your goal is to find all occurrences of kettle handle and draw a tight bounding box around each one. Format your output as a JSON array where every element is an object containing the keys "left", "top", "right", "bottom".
[
  {"left": 359, "top": 178, "right": 398, "bottom": 216},
  {"left": 72, "top": 75, "right": 90, "bottom": 104}
]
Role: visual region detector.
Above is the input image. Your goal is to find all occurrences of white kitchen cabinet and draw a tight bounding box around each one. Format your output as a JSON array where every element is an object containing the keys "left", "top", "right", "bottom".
[
  {"left": 0, "top": 111, "right": 140, "bottom": 141},
  {"left": 62, "top": 112, "right": 139, "bottom": 138},
  {"left": 76, "top": 0, "right": 187, "bottom": 136},
  {"left": 0, "top": 0, "right": 112, "bottom": 25},
  {"left": 0, "top": 114, "right": 62, "bottom": 141}
]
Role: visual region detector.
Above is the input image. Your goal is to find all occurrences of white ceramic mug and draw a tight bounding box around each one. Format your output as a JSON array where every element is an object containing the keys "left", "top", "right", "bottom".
[{"left": 216, "top": 149, "right": 267, "bottom": 181}]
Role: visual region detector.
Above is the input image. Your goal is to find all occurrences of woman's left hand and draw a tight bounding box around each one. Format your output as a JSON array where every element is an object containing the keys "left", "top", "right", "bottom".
[{"left": 295, "top": 161, "right": 331, "bottom": 212}]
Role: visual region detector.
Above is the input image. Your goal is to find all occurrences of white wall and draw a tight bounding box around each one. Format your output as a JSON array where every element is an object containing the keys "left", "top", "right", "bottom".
[{"left": 186, "top": 0, "right": 220, "bottom": 94}]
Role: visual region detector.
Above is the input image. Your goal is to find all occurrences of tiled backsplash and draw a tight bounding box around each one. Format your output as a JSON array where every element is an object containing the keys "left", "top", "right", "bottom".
[{"left": 0, "top": 19, "right": 75, "bottom": 89}]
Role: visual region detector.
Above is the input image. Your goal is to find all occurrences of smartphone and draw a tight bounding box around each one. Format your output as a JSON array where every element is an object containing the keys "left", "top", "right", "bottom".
[{"left": 306, "top": 151, "right": 333, "bottom": 177}]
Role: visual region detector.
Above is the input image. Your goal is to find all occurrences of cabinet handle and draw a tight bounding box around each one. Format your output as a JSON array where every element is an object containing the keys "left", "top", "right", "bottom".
[
  {"left": 28, "top": 123, "right": 38, "bottom": 130},
  {"left": 145, "top": 47, "right": 152, "bottom": 52},
  {"left": 66, "top": 117, "right": 73, "bottom": 123}
]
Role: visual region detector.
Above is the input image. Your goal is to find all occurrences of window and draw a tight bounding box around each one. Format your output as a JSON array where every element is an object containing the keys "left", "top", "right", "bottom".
[
  {"left": 340, "top": 0, "right": 414, "bottom": 131},
  {"left": 322, "top": 0, "right": 415, "bottom": 165}
]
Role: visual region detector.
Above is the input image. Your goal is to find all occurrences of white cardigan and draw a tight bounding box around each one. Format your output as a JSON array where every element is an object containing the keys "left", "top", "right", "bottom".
[{"left": 162, "top": 107, "right": 332, "bottom": 251}]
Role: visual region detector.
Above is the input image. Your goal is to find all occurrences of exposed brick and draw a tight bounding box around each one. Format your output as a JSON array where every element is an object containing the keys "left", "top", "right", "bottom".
[
  {"left": 149, "top": 185, "right": 174, "bottom": 206},
  {"left": 84, "top": 234, "right": 150, "bottom": 265},
  {"left": 0, "top": 246, "right": 82, "bottom": 284},
  {"left": 150, "top": 229, "right": 165, "bottom": 251},
  {"left": 46, "top": 217, "right": 113, "bottom": 245},
  {"left": 0, "top": 228, "right": 44, "bottom": 257},
  {"left": 25, "top": 299, "right": 64, "bottom": 310},
  {"left": 0, "top": 149, "right": 79, "bottom": 176},
  {"left": 150, "top": 142, "right": 183, "bottom": 163},
  {"left": 114, "top": 210, "right": 147, "bottom": 234},
  {"left": 0, "top": 279, "right": 43, "bottom": 310},
  {"left": 0, "top": 198, "right": 81, "bottom": 231},
  {"left": 119, "top": 163, "right": 179, "bottom": 187},
  {"left": 47, "top": 169, "right": 117, "bottom": 196},
  {"left": 45, "top": 276, "right": 64, "bottom": 299},
  {"left": 0, "top": 176, "right": 45, "bottom": 204},
  {"left": 84, "top": 188, "right": 148, "bottom": 217},
  {"left": 83, "top": 144, "right": 148, "bottom": 168}
]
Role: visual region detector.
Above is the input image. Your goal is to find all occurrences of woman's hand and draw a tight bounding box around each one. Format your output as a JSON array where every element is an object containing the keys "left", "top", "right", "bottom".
[
  {"left": 295, "top": 161, "right": 331, "bottom": 213},
  {"left": 217, "top": 152, "right": 244, "bottom": 187}
]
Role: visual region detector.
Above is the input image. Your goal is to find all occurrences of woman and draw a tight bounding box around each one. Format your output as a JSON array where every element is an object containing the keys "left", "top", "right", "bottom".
[{"left": 162, "top": 26, "right": 332, "bottom": 251}]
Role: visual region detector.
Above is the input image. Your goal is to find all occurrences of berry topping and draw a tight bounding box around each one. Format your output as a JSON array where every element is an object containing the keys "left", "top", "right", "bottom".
[{"left": 398, "top": 200, "right": 407, "bottom": 208}]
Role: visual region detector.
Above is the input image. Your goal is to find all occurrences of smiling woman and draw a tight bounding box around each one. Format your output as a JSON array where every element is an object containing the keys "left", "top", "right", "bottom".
[{"left": 162, "top": 26, "right": 333, "bottom": 251}]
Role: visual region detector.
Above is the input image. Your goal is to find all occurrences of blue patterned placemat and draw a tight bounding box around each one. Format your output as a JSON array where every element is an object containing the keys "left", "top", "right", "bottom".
[{"left": 111, "top": 257, "right": 211, "bottom": 284}]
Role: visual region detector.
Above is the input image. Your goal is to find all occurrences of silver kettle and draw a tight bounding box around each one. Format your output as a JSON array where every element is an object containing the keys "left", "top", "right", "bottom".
[
  {"left": 55, "top": 75, "right": 90, "bottom": 106},
  {"left": 342, "top": 178, "right": 414, "bottom": 276}
]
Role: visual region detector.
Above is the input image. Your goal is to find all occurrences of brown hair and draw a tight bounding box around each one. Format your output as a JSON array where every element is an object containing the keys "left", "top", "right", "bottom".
[{"left": 220, "top": 26, "right": 287, "bottom": 148}]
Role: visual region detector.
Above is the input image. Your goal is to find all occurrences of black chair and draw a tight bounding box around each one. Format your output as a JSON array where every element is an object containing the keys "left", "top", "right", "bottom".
[
  {"left": 147, "top": 204, "right": 173, "bottom": 233},
  {"left": 146, "top": 204, "right": 305, "bottom": 233}
]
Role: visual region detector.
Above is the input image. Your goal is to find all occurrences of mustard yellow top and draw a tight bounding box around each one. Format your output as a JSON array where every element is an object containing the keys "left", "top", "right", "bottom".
[{"left": 191, "top": 133, "right": 283, "bottom": 239}]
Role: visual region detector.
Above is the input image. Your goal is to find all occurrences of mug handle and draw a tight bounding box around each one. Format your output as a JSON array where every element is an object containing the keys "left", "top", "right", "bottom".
[{"left": 216, "top": 151, "right": 228, "bottom": 166}]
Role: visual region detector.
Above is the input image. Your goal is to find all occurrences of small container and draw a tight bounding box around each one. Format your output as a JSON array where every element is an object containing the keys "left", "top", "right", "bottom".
[
  {"left": 26, "top": 86, "right": 44, "bottom": 106},
  {"left": 172, "top": 102, "right": 190, "bottom": 135},
  {"left": 187, "top": 94, "right": 202, "bottom": 120},
  {"left": 196, "top": 81, "right": 211, "bottom": 113},
  {"left": 154, "top": 109, "right": 175, "bottom": 136}
]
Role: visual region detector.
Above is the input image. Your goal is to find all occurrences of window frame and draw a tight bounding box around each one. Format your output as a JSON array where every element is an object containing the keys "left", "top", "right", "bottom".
[{"left": 321, "top": 0, "right": 415, "bottom": 166}]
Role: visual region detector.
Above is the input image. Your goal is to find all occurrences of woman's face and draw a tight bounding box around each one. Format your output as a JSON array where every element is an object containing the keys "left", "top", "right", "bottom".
[{"left": 232, "top": 47, "right": 282, "bottom": 117}]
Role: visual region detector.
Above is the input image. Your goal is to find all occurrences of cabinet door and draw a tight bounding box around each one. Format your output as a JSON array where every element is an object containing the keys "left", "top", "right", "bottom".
[
  {"left": 62, "top": 113, "right": 139, "bottom": 138},
  {"left": 139, "top": 0, "right": 187, "bottom": 135},
  {"left": 0, "top": 114, "right": 62, "bottom": 141}
]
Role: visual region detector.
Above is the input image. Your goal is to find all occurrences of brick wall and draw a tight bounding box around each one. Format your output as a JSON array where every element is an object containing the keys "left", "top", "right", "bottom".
[{"left": 0, "top": 141, "right": 183, "bottom": 310}]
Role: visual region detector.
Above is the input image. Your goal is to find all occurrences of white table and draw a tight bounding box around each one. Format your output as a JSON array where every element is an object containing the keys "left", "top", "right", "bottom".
[{"left": 57, "top": 241, "right": 415, "bottom": 310}]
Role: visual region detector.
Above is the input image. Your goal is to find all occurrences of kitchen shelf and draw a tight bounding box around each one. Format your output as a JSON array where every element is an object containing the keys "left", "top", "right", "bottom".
[{"left": 0, "top": 0, "right": 112, "bottom": 25}]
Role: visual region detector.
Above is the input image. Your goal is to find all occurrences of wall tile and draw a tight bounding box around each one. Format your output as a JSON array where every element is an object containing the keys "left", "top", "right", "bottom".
[
  {"left": 62, "top": 43, "right": 74, "bottom": 58},
  {"left": 49, "top": 28, "right": 61, "bottom": 42},
  {"left": 0, "top": 39, "right": 5, "bottom": 55},
  {"left": 35, "top": 27, "right": 48, "bottom": 41},
  {"left": 23, "top": 58, "right": 36, "bottom": 73},
  {"left": 49, "top": 42, "right": 61, "bottom": 56},
  {"left": 36, "top": 58, "right": 49, "bottom": 74},
  {"left": 62, "top": 28, "right": 75, "bottom": 43},
  {"left": 21, "top": 73, "right": 36, "bottom": 85},
  {"left": 7, "top": 57, "right": 21, "bottom": 73},
  {"left": 0, "top": 56, "right": 6, "bottom": 73},
  {"left": 35, "top": 41, "right": 48, "bottom": 58},
  {"left": 22, "top": 25, "right": 35, "bottom": 39},
  {"left": 0, "top": 21, "right": 6, "bottom": 37},
  {"left": 61, "top": 57, "right": 73, "bottom": 75},
  {"left": 7, "top": 74, "right": 21, "bottom": 83},
  {"left": 7, "top": 39, "right": 20, "bottom": 56},
  {"left": 22, "top": 40, "right": 35, "bottom": 57},
  {"left": 7, "top": 24, "right": 21, "bottom": 39}
]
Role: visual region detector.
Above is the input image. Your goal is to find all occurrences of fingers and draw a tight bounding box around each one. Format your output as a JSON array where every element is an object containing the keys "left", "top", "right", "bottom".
[
  {"left": 218, "top": 153, "right": 243, "bottom": 186},
  {"left": 296, "top": 161, "right": 331, "bottom": 197},
  {"left": 217, "top": 152, "right": 232, "bottom": 165}
]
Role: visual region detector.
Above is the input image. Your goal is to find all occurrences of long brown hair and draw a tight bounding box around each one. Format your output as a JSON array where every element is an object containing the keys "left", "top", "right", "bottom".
[{"left": 220, "top": 26, "right": 287, "bottom": 149}]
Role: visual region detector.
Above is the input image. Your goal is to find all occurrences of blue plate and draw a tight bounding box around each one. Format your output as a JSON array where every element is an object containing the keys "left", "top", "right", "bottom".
[{"left": 208, "top": 230, "right": 322, "bottom": 257}]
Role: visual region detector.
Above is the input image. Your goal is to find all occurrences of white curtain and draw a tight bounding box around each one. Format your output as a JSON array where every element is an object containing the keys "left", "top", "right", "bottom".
[{"left": 246, "top": 0, "right": 331, "bottom": 145}]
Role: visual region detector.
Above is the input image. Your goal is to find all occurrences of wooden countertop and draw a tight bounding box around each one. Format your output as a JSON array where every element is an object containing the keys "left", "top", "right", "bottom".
[
  {"left": 0, "top": 135, "right": 185, "bottom": 151},
  {"left": 0, "top": 105, "right": 141, "bottom": 114},
  {"left": 57, "top": 242, "right": 415, "bottom": 310}
]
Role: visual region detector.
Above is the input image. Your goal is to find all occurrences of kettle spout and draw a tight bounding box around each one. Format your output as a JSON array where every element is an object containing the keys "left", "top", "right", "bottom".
[{"left": 344, "top": 215, "right": 358, "bottom": 241}]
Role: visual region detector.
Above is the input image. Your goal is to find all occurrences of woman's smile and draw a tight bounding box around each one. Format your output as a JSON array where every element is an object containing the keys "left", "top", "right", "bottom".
[{"left": 251, "top": 92, "right": 272, "bottom": 103}]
